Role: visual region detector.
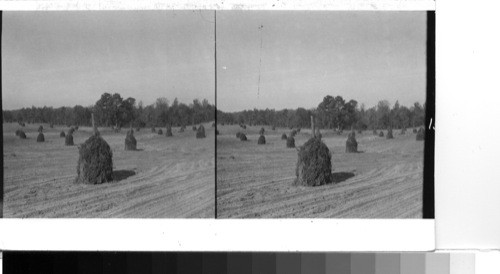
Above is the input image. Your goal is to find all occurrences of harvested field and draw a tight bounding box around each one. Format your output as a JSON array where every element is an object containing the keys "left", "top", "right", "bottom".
[
  {"left": 3, "top": 122, "right": 215, "bottom": 218},
  {"left": 217, "top": 125, "right": 423, "bottom": 218}
]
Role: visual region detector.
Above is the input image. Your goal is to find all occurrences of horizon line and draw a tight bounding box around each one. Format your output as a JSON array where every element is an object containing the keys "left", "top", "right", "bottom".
[
  {"left": 2, "top": 97, "right": 216, "bottom": 112},
  {"left": 217, "top": 99, "right": 426, "bottom": 113}
]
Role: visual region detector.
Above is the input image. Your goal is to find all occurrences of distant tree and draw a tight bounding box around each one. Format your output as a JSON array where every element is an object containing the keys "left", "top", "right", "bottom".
[
  {"left": 94, "top": 93, "right": 135, "bottom": 128},
  {"left": 177, "top": 102, "right": 191, "bottom": 127},
  {"left": 73, "top": 105, "right": 91, "bottom": 126},
  {"left": 376, "top": 100, "right": 391, "bottom": 129},
  {"left": 155, "top": 97, "right": 169, "bottom": 126},
  {"left": 216, "top": 96, "right": 424, "bottom": 132},
  {"left": 94, "top": 93, "right": 114, "bottom": 127},
  {"left": 134, "top": 100, "right": 144, "bottom": 127},
  {"left": 411, "top": 102, "right": 425, "bottom": 127},
  {"left": 342, "top": 99, "right": 358, "bottom": 129},
  {"left": 317, "top": 95, "right": 346, "bottom": 130},
  {"left": 293, "top": 108, "right": 311, "bottom": 128},
  {"left": 119, "top": 97, "right": 136, "bottom": 126},
  {"left": 3, "top": 111, "right": 14, "bottom": 123}
]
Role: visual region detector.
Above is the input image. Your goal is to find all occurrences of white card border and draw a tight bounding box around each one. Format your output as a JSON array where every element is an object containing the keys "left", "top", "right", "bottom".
[
  {"left": 0, "top": 0, "right": 435, "bottom": 11},
  {"left": 0, "top": 219, "right": 435, "bottom": 251}
]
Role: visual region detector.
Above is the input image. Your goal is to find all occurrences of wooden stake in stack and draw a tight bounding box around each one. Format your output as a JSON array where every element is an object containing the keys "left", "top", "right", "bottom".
[
  {"left": 311, "top": 115, "right": 316, "bottom": 138},
  {"left": 91, "top": 113, "right": 99, "bottom": 135}
]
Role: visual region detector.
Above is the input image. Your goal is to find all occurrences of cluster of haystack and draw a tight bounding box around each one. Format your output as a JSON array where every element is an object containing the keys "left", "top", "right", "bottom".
[
  {"left": 237, "top": 132, "right": 247, "bottom": 141},
  {"left": 16, "top": 129, "right": 27, "bottom": 139},
  {"left": 65, "top": 130, "right": 74, "bottom": 145},
  {"left": 285, "top": 125, "right": 302, "bottom": 148},
  {"left": 75, "top": 115, "right": 113, "bottom": 185},
  {"left": 196, "top": 125, "right": 206, "bottom": 139},
  {"left": 257, "top": 128, "right": 266, "bottom": 145},
  {"left": 416, "top": 127, "right": 425, "bottom": 141},
  {"left": 76, "top": 134, "right": 113, "bottom": 184},
  {"left": 258, "top": 135, "right": 266, "bottom": 144},
  {"left": 286, "top": 135, "right": 295, "bottom": 148},
  {"left": 386, "top": 128, "right": 394, "bottom": 139},
  {"left": 345, "top": 131, "right": 358, "bottom": 153},
  {"left": 292, "top": 116, "right": 337, "bottom": 187},
  {"left": 125, "top": 129, "right": 137, "bottom": 151},
  {"left": 294, "top": 137, "right": 332, "bottom": 186},
  {"left": 11, "top": 124, "right": 75, "bottom": 145},
  {"left": 37, "top": 133, "right": 45, "bottom": 142},
  {"left": 37, "top": 125, "right": 45, "bottom": 142},
  {"left": 239, "top": 124, "right": 247, "bottom": 129},
  {"left": 166, "top": 125, "right": 173, "bottom": 137},
  {"left": 18, "top": 122, "right": 26, "bottom": 127}
]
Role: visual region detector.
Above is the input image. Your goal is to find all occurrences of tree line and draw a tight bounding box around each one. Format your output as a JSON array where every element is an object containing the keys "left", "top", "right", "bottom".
[
  {"left": 3, "top": 92, "right": 215, "bottom": 128},
  {"left": 217, "top": 95, "right": 426, "bottom": 130}
]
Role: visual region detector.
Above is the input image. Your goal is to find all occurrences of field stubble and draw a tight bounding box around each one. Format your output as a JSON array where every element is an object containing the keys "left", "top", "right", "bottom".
[
  {"left": 3, "top": 123, "right": 215, "bottom": 218},
  {"left": 217, "top": 125, "right": 423, "bottom": 218}
]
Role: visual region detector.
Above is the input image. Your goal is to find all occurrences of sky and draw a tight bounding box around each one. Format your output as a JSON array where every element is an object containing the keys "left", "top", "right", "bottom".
[
  {"left": 2, "top": 10, "right": 215, "bottom": 110},
  {"left": 217, "top": 11, "right": 427, "bottom": 112}
]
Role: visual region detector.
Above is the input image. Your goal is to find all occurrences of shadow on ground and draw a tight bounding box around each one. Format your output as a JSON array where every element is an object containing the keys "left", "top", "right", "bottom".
[
  {"left": 331, "top": 172, "right": 355, "bottom": 183},
  {"left": 113, "top": 170, "right": 136, "bottom": 182}
]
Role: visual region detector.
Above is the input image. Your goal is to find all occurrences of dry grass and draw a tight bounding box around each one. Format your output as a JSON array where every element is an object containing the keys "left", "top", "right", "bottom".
[
  {"left": 3, "top": 122, "right": 215, "bottom": 218},
  {"left": 216, "top": 124, "right": 423, "bottom": 218}
]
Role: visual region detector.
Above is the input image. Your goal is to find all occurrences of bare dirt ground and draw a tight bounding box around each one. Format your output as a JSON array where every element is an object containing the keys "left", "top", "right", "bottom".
[
  {"left": 217, "top": 125, "right": 423, "bottom": 218},
  {"left": 3, "top": 123, "right": 215, "bottom": 218}
]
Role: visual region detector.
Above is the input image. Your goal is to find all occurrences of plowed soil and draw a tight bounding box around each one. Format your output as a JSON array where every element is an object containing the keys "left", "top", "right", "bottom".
[
  {"left": 3, "top": 123, "right": 215, "bottom": 218},
  {"left": 217, "top": 125, "right": 423, "bottom": 218}
]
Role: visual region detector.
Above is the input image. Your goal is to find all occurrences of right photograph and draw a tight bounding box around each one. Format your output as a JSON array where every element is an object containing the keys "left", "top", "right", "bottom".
[{"left": 216, "top": 11, "right": 432, "bottom": 218}]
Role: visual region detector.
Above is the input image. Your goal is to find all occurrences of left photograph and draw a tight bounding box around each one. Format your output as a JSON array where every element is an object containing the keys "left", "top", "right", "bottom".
[{"left": 2, "top": 11, "right": 216, "bottom": 218}]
